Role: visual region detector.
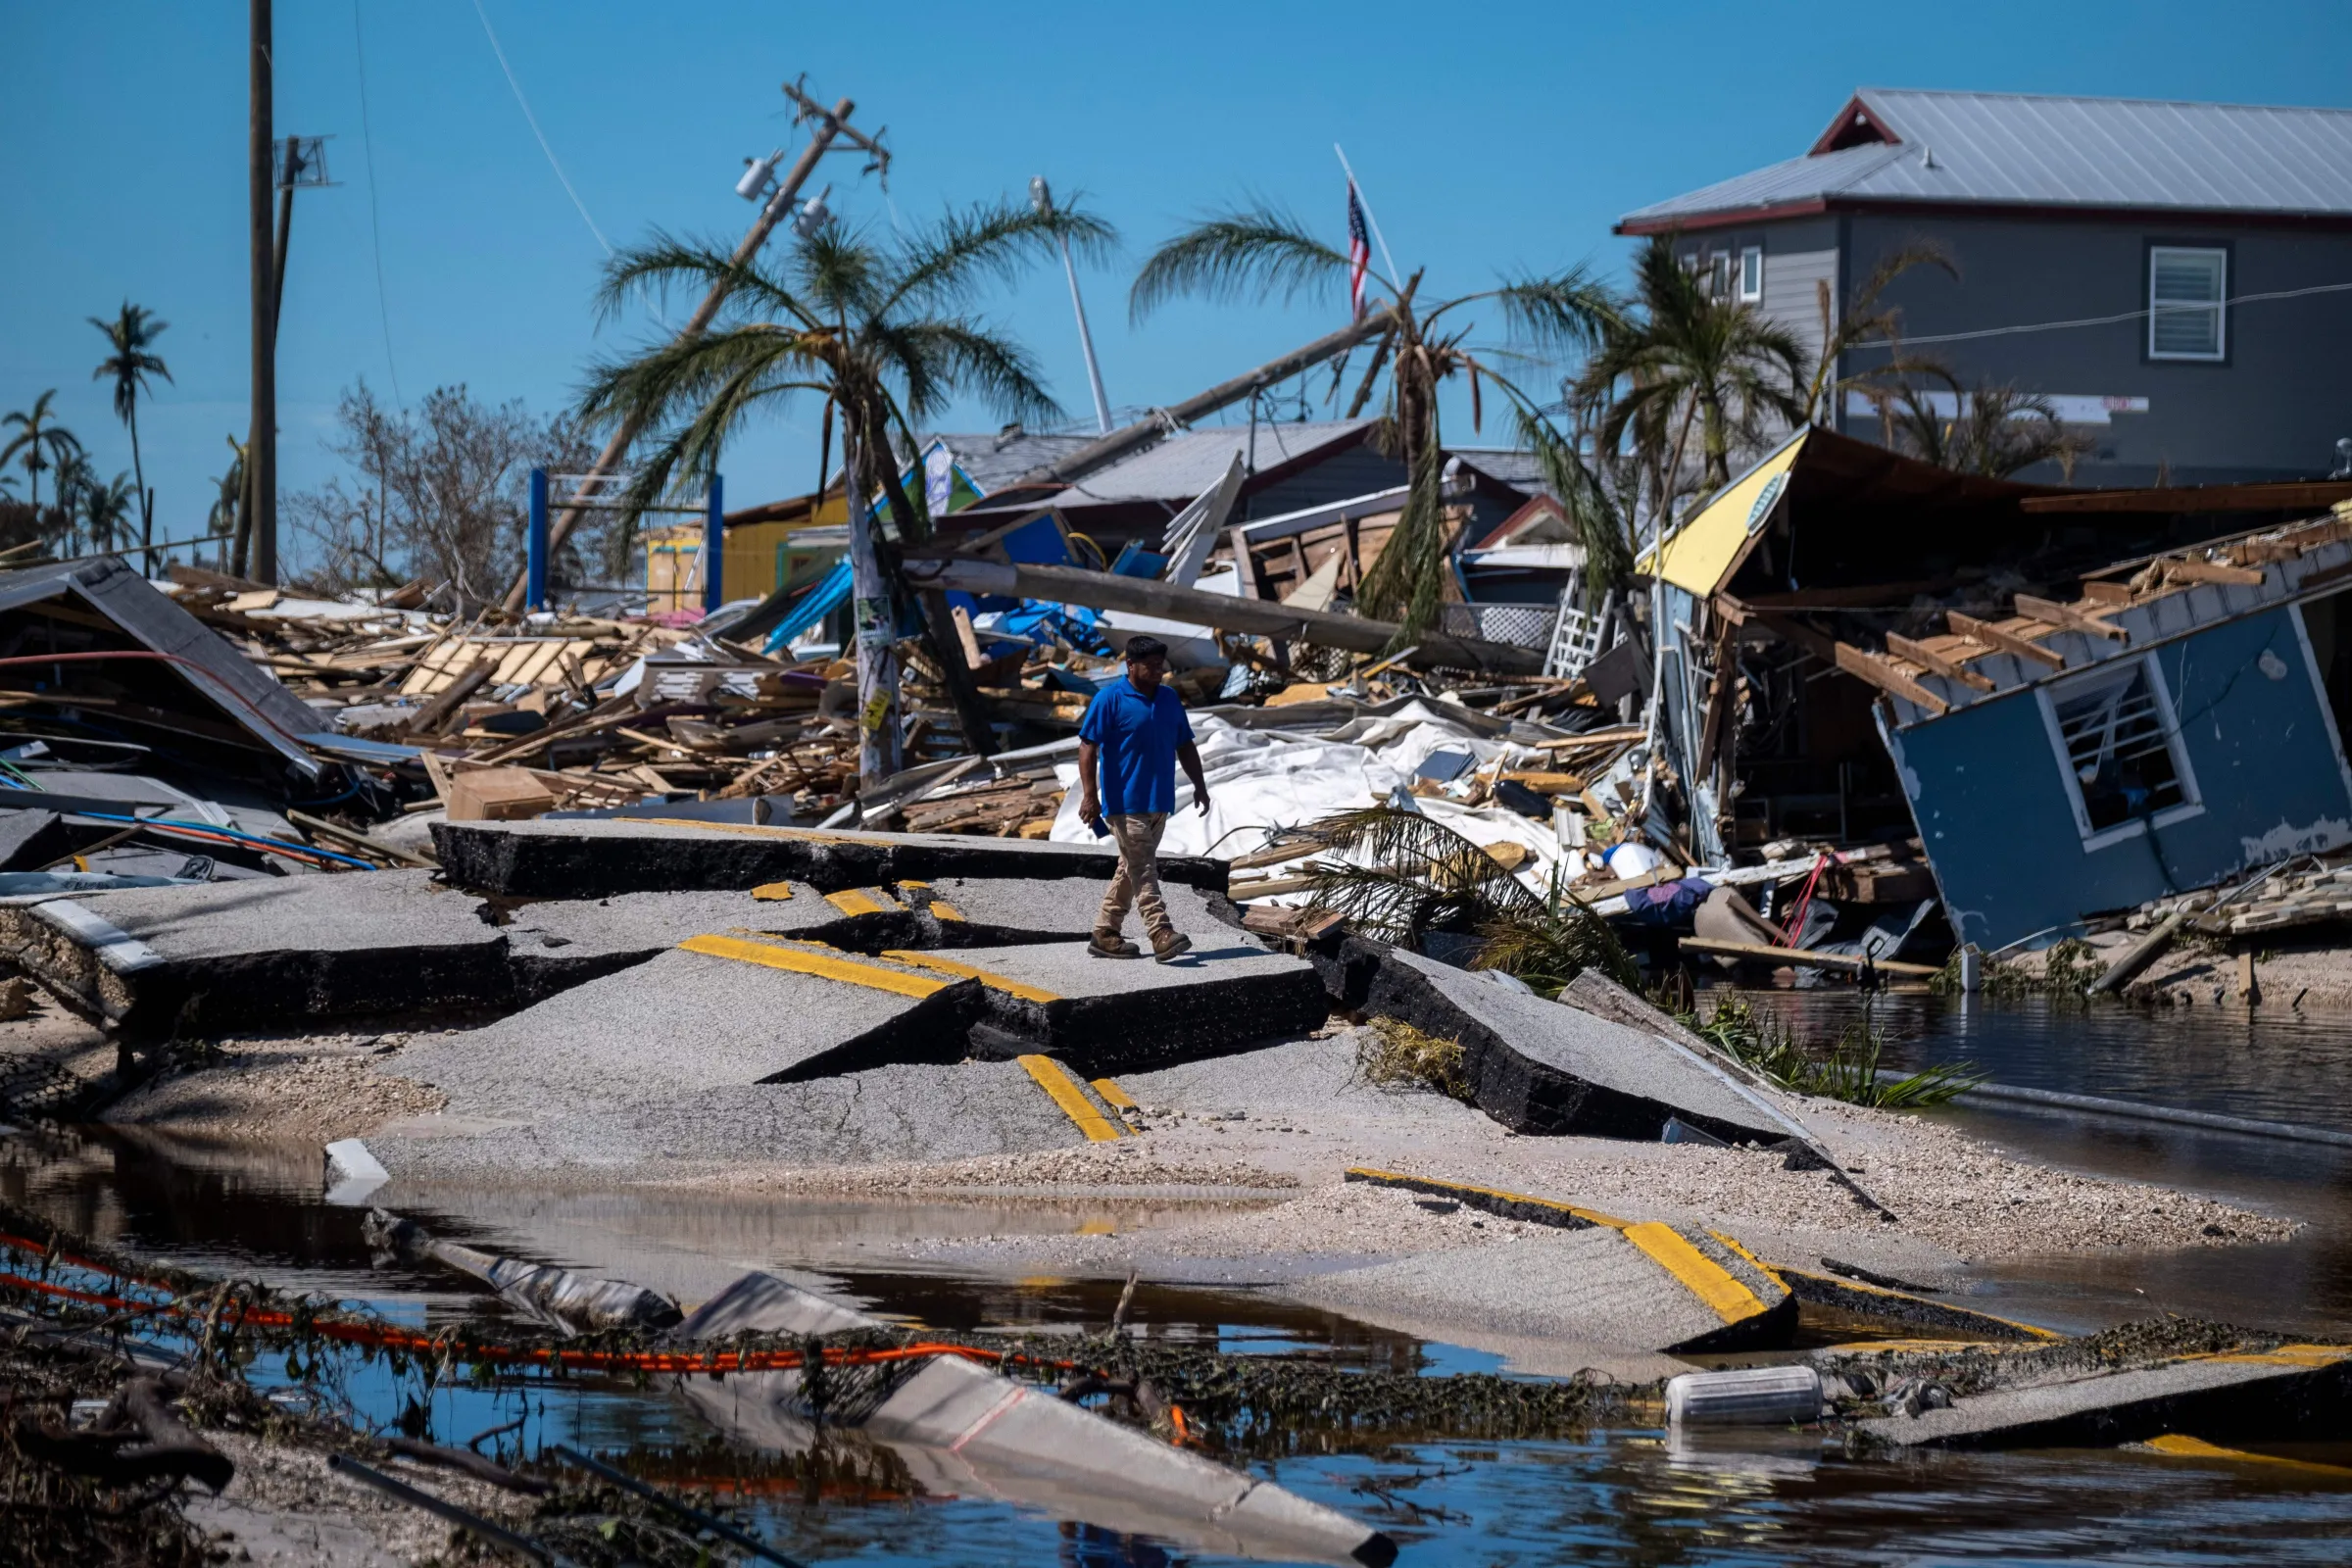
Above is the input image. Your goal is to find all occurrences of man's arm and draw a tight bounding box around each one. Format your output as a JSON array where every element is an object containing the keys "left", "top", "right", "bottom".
[
  {"left": 1077, "top": 739, "right": 1102, "bottom": 824},
  {"left": 1177, "top": 740, "right": 1209, "bottom": 816}
]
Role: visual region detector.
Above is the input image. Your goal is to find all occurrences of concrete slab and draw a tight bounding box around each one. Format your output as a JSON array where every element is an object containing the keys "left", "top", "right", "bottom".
[
  {"left": 1852, "top": 1344, "right": 2352, "bottom": 1450},
  {"left": 434, "top": 816, "right": 1229, "bottom": 901},
  {"left": 1289, "top": 1218, "right": 1794, "bottom": 1355},
  {"left": 501, "top": 886, "right": 835, "bottom": 1000},
  {"left": 885, "top": 940, "right": 1329, "bottom": 1074},
  {"left": 910, "top": 876, "right": 1238, "bottom": 946},
  {"left": 0, "top": 870, "right": 509, "bottom": 1031},
  {"left": 1366, "top": 949, "right": 1791, "bottom": 1143}
]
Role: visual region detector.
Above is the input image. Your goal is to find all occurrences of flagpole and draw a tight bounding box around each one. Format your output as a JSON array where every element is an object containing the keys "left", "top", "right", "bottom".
[{"left": 1333, "top": 143, "right": 1400, "bottom": 289}]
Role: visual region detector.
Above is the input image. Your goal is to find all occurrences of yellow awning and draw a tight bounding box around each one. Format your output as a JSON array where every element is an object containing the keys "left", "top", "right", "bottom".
[{"left": 1644, "top": 429, "right": 1807, "bottom": 596}]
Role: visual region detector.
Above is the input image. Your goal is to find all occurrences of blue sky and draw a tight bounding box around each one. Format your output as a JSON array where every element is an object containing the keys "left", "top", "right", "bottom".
[{"left": 4, "top": 1, "right": 2345, "bottom": 564}]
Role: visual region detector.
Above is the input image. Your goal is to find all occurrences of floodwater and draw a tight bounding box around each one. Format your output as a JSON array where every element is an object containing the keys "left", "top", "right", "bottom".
[{"left": 10, "top": 995, "right": 2352, "bottom": 1564}]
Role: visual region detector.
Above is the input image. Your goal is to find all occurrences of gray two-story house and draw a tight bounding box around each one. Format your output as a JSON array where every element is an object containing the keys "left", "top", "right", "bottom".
[{"left": 1617, "top": 89, "right": 2352, "bottom": 485}]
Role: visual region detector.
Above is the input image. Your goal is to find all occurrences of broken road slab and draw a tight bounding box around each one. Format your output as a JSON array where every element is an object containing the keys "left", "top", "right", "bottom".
[
  {"left": 433, "top": 816, "right": 1228, "bottom": 901},
  {"left": 911, "top": 875, "right": 1238, "bottom": 946},
  {"left": 0, "top": 870, "right": 508, "bottom": 1031},
  {"left": 887, "top": 939, "right": 1329, "bottom": 1073},
  {"left": 1365, "top": 948, "right": 1798, "bottom": 1143},
  {"left": 500, "top": 885, "right": 838, "bottom": 1000}
]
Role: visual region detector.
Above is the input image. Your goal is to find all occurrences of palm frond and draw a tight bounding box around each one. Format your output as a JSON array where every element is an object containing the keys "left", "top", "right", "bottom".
[
  {"left": 592, "top": 230, "right": 817, "bottom": 332},
  {"left": 1129, "top": 204, "right": 1351, "bottom": 324},
  {"left": 1440, "top": 267, "right": 1623, "bottom": 354},
  {"left": 883, "top": 320, "right": 1063, "bottom": 428},
  {"left": 883, "top": 197, "right": 1116, "bottom": 318},
  {"left": 1512, "top": 404, "right": 1633, "bottom": 593},
  {"left": 1353, "top": 428, "right": 1450, "bottom": 639}
]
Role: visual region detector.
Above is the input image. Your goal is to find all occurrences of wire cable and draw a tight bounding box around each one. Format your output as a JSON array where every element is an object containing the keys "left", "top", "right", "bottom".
[
  {"left": 351, "top": 0, "right": 405, "bottom": 407},
  {"left": 468, "top": 0, "right": 612, "bottom": 256},
  {"left": 1856, "top": 276, "right": 2352, "bottom": 349}
]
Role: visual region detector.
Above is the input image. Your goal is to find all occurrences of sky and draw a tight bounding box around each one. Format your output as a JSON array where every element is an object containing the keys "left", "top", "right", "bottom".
[{"left": 4, "top": 0, "right": 2347, "bottom": 569}]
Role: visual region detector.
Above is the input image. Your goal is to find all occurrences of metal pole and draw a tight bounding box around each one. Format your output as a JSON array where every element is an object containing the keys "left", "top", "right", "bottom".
[
  {"left": 1332, "top": 143, "right": 1400, "bottom": 290},
  {"left": 249, "top": 0, "right": 276, "bottom": 587},
  {"left": 526, "top": 467, "right": 549, "bottom": 611},
  {"left": 703, "top": 472, "right": 724, "bottom": 613},
  {"left": 1058, "top": 233, "right": 1111, "bottom": 435},
  {"left": 502, "top": 90, "right": 869, "bottom": 612}
]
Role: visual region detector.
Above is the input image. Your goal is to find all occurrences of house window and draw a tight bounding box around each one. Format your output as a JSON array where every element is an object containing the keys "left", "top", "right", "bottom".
[
  {"left": 1707, "top": 252, "right": 1732, "bottom": 301},
  {"left": 2039, "top": 657, "right": 2201, "bottom": 848},
  {"left": 2148, "top": 246, "right": 2227, "bottom": 361},
  {"left": 1739, "top": 246, "right": 1763, "bottom": 302}
]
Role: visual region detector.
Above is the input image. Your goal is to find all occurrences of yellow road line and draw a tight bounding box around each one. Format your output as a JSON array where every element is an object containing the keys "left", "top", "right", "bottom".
[
  {"left": 678, "top": 933, "right": 948, "bottom": 1001},
  {"left": 1345, "top": 1167, "right": 1629, "bottom": 1230},
  {"left": 750, "top": 881, "right": 796, "bottom": 902},
  {"left": 643, "top": 817, "right": 875, "bottom": 845},
  {"left": 1090, "top": 1078, "right": 1138, "bottom": 1112},
  {"left": 881, "top": 950, "right": 1062, "bottom": 1004},
  {"left": 1769, "top": 1261, "right": 2062, "bottom": 1341},
  {"left": 1018, "top": 1054, "right": 1125, "bottom": 1142},
  {"left": 824, "top": 887, "right": 896, "bottom": 916},
  {"left": 1708, "top": 1230, "right": 1788, "bottom": 1290},
  {"left": 928, "top": 900, "right": 966, "bottom": 922},
  {"left": 1622, "top": 1221, "right": 1769, "bottom": 1325},
  {"left": 2144, "top": 1433, "right": 2352, "bottom": 1475}
]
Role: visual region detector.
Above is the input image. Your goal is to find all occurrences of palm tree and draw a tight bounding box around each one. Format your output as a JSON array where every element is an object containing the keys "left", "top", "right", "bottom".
[
  {"left": 79, "top": 470, "right": 136, "bottom": 556},
  {"left": 1866, "top": 370, "right": 2094, "bottom": 480},
  {"left": 0, "top": 391, "right": 81, "bottom": 517},
  {"left": 580, "top": 196, "right": 1113, "bottom": 786},
  {"left": 208, "top": 435, "right": 248, "bottom": 571},
  {"left": 51, "top": 451, "right": 97, "bottom": 554},
  {"left": 91, "top": 303, "right": 172, "bottom": 550},
  {"left": 1130, "top": 203, "right": 1615, "bottom": 641},
  {"left": 1792, "top": 241, "right": 1955, "bottom": 425},
  {"left": 1574, "top": 237, "right": 1808, "bottom": 537}
]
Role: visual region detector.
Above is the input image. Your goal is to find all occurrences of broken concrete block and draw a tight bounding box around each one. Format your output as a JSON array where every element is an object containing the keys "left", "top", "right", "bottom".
[
  {"left": 432, "top": 816, "right": 1229, "bottom": 901},
  {"left": 0, "top": 870, "right": 509, "bottom": 1031},
  {"left": 882, "top": 939, "right": 1329, "bottom": 1073},
  {"left": 1365, "top": 948, "right": 1792, "bottom": 1143},
  {"left": 499, "top": 886, "right": 837, "bottom": 1001},
  {"left": 911, "top": 876, "right": 1239, "bottom": 946}
]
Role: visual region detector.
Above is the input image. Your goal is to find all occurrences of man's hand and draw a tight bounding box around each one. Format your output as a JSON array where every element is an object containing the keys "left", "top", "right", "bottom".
[
  {"left": 1194, "top": 786, "right": 1211, "bottom": 818},
  {"left": 1079, "top": 790, "right": 1102, "bottom": 826}
]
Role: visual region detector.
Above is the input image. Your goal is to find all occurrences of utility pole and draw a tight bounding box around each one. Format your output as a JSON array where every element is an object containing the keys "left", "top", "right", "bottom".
[
  {"left": 1030, "top": 176, "right": 1111, "bottom": 435},
  {"left": 500, "top": 79, "right": 883, "bottom": 612},
  {"left": 236, "top": 133, "right": 330, "bottom": 581},
  {"left": 247, "top": 0, "right": 276, "bottom": 585}
]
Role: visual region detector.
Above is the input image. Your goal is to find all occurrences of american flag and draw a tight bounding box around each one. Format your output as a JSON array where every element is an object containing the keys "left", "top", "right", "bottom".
[{"left": 1346, "top": 180, "right": 1371, "bottom": 319}]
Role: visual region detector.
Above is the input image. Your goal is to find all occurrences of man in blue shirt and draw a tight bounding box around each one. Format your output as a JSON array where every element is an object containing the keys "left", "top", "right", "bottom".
[{"left": 1077, "top": 635, "right": 1210, "bottom": 961}]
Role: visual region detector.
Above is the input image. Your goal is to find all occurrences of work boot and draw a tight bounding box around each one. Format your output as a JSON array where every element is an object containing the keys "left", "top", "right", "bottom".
[
  {"left": 1151, "top": 928, "right": 1194, "bottom": 964},
  {"left": 1088, "top": 929, "right": 1141, "bottom": 959}
]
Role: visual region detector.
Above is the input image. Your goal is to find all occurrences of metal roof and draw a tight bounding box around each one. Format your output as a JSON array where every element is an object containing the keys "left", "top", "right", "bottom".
[
  {"left": 927, "top": 430, "right": 1098, "bottom": 496},
  {"left": 1621, "top": 88, "right": 2352, "bottom": 227},
  {"left": 1053, "top": 420, "right": 1376, "bottom": 508}
]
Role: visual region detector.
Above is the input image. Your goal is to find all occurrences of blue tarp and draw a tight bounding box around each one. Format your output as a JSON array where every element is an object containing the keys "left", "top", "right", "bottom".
[{"left": 762, "top": 559, "right": 855, "bottom": 654}]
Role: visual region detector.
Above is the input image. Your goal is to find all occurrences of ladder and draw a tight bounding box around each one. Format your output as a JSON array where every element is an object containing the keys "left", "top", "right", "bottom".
[{"left": 1544, "top": 576, "right": 1614, "bottom": 679}]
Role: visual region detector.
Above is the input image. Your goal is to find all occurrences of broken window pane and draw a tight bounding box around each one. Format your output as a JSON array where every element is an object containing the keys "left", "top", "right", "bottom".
[{"left": 2051, "top": 661, "right": 2187, "bottom": 834}]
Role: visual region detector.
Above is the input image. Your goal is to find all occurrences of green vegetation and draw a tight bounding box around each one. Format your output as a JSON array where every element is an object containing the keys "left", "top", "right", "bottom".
[{"left": 1690, "top": 995, "right": 1984, "bottom": 1109}]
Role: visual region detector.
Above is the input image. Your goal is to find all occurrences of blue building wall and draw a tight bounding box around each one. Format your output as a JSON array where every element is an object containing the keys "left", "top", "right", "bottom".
[{"left": 1884, "top": 606, "right": 2352, "bottom": 951}]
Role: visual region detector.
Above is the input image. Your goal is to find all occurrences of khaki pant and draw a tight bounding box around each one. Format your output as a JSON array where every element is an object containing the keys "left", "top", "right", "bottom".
[{"left": 1096, "top": 812, "right": 1171, "bottom": 937}]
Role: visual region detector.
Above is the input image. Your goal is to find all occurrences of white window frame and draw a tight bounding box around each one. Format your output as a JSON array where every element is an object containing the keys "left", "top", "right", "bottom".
[
  {"left": 2035, "top": 654, "right": 2204, "bottom": 852},
  {"left": 1738, "top": 246, "right": 1763, "bottom": 303},
  {"left": 2148, "top": 246, "right": 2227, "bottom": 362}
]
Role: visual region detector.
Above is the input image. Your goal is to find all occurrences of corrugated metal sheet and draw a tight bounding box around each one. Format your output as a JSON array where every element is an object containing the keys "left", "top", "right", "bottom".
[
  {"left": 927, "top": 431, "right": 1098, "bottom": 495},
  {"left": 1055, "top": 420, "right": 1376, "bottom": 506},
  {"left": 1623, "top": 89, "right": 2352, "bottom": 223}
]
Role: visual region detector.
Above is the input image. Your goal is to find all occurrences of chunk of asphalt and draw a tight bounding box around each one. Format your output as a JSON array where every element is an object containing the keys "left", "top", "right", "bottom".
[
  {"left": 887, "top": 940, "right": 1330, "bottom": 1075},
  {"left": 0, "top": 870, "right": 509, "bottom": 1032},
  {"left": 909, "top": 876, "right": 1236, "bottom": 946},
  {"left": 1365, "top": 948, "right": 1789, "bottom": 1143},
  {"left": 1289, "top": 1220, "right": 1795, "bottom": 1355},
  {"left": 671, "top": 1270, "right": 1397, "bottom": 1568},
  {"left": 1851, "top": 1345, "right": 2352, "bottom": 1449},
  {"left": 0, "top": 808, "right": 70, "bottom": 872},
  {"left": 1772, "top": 1264, "right": 2057, "bottom": 1344},
  {"left": 433, "top": 816, "right": 1228, "bottom": 901},
  {"left": 501, "top": 886, "right": 838, "bottom": 1001}
]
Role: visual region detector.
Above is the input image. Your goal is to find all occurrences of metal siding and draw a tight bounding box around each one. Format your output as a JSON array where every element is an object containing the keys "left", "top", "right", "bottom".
[
  {"left": 1896, "top": 608, "right": 2352, "bottom": 950},
  {"left": 1760, "top": 246, "right": 1838, "bottom": 368}
]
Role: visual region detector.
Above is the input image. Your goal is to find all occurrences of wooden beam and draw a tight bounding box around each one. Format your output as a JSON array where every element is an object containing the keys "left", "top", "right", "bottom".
[
  {"left": 1885, "top": 632, "right": 1996, "bottom": 692},
  {"left": 2014, "top": 593, "right": 2128, "bottom": 642},
  {"left": 2019, "top": 479, "right": 2352, "bottom": 514},
  {"left": 1679, "top": 936, "right": 1941, "bottom": 978},
  {"left": 2079, "top": 580, "right": 2133, "bottom": 606},
  {"left": 1230, "top": 524, "right": 1268, "bottom": 599},
  {"left": 2161, "top": 556, "right": 2265, "bottom": 587},
  {"left": 1834, "top": 642, "right": 1950, "bottom": 715},
  {"left": 1946, "top": 611, "right": 2067, "bottom": 669},
  {"left": 1746, "top": 609, "right": 1839, "bottom": 663}
]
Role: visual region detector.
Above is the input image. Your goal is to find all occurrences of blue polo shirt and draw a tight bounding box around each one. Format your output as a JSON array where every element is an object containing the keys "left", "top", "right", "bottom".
[{"left": 1080, "top": 677, "right": 1195, "bottom": 815}]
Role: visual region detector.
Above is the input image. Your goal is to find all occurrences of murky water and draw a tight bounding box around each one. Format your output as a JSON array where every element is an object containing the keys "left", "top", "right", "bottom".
[{"left": 12, "top": 997, "right": 2352, "bottom": 1564}]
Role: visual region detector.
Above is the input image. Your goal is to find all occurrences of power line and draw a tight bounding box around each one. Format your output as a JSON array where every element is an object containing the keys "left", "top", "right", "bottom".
[
  {"left": 351, "top": 0, "right": 403, "bottom": 407},
  {"left": 468, "top": 0, "right": 611, "bottom": 255},
  {"left": 1858, "top": 276, "right": 2352, "bottom": 349}
]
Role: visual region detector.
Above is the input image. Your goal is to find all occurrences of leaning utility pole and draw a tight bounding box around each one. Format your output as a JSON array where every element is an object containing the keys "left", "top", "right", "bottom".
[
  {"left": 500, "top": 80, "right": 881, "bottom": 613},
  {"left": 247, "top": 0, "right": 277, "bottom": 585}
]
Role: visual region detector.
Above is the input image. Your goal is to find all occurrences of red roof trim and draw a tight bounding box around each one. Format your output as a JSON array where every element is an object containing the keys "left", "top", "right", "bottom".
[
  {"left": 1809, "top": 95, "right": 1898, "bottom": 156},
  {"left": 1616, "top": 195, "right": 2352, "bottom": 237}
]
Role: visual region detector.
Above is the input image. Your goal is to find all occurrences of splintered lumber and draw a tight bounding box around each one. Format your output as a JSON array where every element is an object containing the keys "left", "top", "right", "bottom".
[
  {"left": 1678, "top": 937, "right": 1940, "bottom": 978},
  {"left": 2162, "top": 556, "right": 2265, "bottom": 587},
  {"left": 2079, "top": 580, "right": 2134, "bottom": 606},
  {"left": 1833, "top": 642, "right": 1949, "bottom": 715},
  {"left": 1945, "top": 612, "right": 2067, "bottom": 670},
  {"left": 2088, "top": 910, "right": 2189, "bottom": 994},
  {"left": 2014, "top": 593, "right": 2128, "bottom": 642},
  {"left": 1884, "top": 633, "right": 1995, "bottom": 693}
]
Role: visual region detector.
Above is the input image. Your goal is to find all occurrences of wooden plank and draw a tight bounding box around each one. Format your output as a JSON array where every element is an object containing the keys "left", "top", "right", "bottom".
[
  {"left": 2162, "top": 556, "right": 2265, "bottom": 587},
  {"left": 1748, "top": 609, "right": 1839, "bottom": 664},
  {"left": 1833, "top": 642, "right": 1949, "bottom": 715},
  {"left": 2019, "top": 479, "right": 2352, "bottom": 514},
  {"left": 2014, "top": 594, "right": 2127, "bottom": 642},
  {"left": 1945, "top": 611, "right": 2067, "bottom": 669},
  {"left": 2079, "top": 580, "right": 2134, "bottom": 606},
  {"left": 1678, "top": 936, "right": 1941, "bottom": 978},
  {"left": 1885, "top": 632, "right": 1996, "bottom": 693}
]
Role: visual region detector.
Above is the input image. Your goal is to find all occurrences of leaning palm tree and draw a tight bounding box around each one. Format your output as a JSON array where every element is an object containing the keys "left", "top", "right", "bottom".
[
  {"left": 579, "top": 196, "right": 1113, "bottom": 786},
  {"left": 1793, "top": 241, "right": 1954, "bottom": 425},
  {"left": 1574, "top": 236, "right": 1808, "bottom": 539},
  {"left": 1129, "top": 203, "right": 1616, "bottom": 642},
  {"left": 90, "top": 303, "right": 172, "bottom": 551},
  {"left": 0, "top": 391, "right": 81, "bottom": 517}
]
